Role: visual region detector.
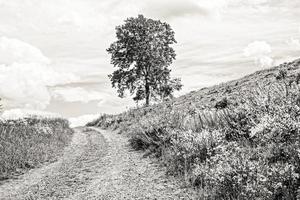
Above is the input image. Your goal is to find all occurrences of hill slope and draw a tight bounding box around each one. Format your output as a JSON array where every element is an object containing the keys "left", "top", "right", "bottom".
[
  {"left": 173, "top": 58, "right": 300, "bottom": 110},
  {"left": 88, "top": 58, "right": 300, "bottom": 199}
]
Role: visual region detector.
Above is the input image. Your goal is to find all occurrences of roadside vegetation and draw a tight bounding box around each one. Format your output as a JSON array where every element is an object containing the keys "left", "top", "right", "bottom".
[
  {"left": 0, "top": 117, "right": 73, "bottom": 181},
  {"left": 88, "top": 59, "right": 300, "bottom": 199}
]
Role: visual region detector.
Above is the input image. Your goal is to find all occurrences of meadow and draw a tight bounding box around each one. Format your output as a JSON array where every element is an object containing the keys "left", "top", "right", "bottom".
[
  {"left": 0, "top": 117, "right": 73, "bottom": 181},
  {"left": 88, "top": 59, "right": 300, "bottom": 199}
]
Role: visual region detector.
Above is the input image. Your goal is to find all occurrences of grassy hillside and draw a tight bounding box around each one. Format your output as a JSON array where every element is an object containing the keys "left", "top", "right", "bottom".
[
  {"left": 88, "top": 58, "right": 300, "bottom": 199},
  {"left": 0, "top": 117, "right": 73, "bottom": 181}
]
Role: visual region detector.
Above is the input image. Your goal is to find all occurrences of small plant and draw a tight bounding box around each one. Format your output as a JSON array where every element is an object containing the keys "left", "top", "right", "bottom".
[
  {"left": 295, "top": 73, "right": 300, "bottom": 84},
  {"left": 276, "top": 69, "right": 287, "bottom": 80},
  {"left": 224, "top": 85, "right": 232, "bottom": 93},
  {"left": 215, "top": 97, "right": 229, "bottom": 109}
]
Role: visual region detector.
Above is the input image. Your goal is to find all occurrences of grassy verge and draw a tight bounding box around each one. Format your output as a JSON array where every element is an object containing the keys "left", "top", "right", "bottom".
[
  {"left": 0, "top": 117, "right": 73, "bottom": 181},
  {"left": 88, "top": 66, "right": 300, "bottom": 199}
]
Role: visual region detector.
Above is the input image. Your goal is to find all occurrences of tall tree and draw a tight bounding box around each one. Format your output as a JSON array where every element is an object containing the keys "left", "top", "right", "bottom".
[{"left": 107, "top": 15, "right": 182, "bottom": 106}]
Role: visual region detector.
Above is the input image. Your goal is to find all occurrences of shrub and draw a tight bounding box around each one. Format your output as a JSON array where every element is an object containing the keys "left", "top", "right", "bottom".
[
  {"left": 0, "top": 117, "right": 73, "bottom": 180},
  {"left": 276, "top": 69, "right": 287, "bottom": 80},
  {"left": 89, "top": 66, "right": 300, "bottom": 199},
  {"left": 215, "top": 97, "right": 229, "bottom": 109}
]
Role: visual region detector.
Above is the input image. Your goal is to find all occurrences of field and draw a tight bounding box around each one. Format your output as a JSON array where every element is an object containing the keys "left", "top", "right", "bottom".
[
  {"left": 0, "top": 117, "right": 73, "bottom": 181},
  {"left": 88, "top": 59, "right": 300, "bottom": 199}
]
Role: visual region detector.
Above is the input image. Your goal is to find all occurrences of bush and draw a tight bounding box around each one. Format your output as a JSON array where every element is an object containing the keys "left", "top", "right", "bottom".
[
  {"left": 191, "top": 82, "right": 300, "bottom": 199},
  {"left": 89, "top": 73, "right": 300, "bottom": 199},
  {"left": 0, "top": 117, "right": 73, "bottom": 180},
  {"left": 215, "top": 97, "right": 229, "bottom": 109}
]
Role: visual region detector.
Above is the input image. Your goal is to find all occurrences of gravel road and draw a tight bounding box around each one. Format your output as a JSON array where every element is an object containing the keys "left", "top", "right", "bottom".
[{"left": 0, "top": 127, "right": 196, "bottom": 200}]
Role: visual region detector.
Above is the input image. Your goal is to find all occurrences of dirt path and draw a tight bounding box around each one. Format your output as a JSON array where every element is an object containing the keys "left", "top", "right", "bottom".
[{"left": 0, "top": 127, "right": 196, "bottom": 200}]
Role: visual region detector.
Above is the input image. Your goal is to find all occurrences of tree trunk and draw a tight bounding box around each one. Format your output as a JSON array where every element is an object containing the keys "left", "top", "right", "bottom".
[{"left": 145, "top": 82, "right": 150, "bottom": 106}]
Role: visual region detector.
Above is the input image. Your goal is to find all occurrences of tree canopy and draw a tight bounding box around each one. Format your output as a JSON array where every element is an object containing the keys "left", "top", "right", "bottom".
[{"left": 107, "top": 15, "right": 182, "bottom": 106}]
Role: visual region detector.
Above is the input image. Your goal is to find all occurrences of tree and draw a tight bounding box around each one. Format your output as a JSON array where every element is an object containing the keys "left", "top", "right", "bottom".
[
  {"left": 155, "top": 78, "right": 183, "bottom": 101},
  {"left": 107, "top": 15, "right": 182, "bottom": 106}
]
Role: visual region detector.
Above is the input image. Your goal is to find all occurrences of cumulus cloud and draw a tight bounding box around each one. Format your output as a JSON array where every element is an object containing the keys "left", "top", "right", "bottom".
[
  {"left": 244, "top": 41, "right": 271, "bottom": 57},
  {"left": 243, "top": 41, "right": 274, "bottom": 68},
  {"left": 68, "top": 114, "right": 100, "bottom": 128},
  {"left": 52, "top": 87, "right": 103, "bottom": 103},
  {"left": 256, "top": 56, "right": 274, "bottom": 68},
  {"left": 0, "top": 36, "right": 50, "bottom": 65},
  {"left": 0, "top": 37, "right": 78, "bottom": 109},
  {"left": 0, "top": 63, "right": 78, "bottom": 109},
  {"left": 287, "top": 37, "right": 300, "bottom": 49}
]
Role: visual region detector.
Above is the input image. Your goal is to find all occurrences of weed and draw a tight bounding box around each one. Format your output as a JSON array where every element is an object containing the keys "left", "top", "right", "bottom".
[
  {"left": 0, "top": 117, "right": 73, "bottom": 180},
  {"left": 89, "top": 59, "right": 300, "bottom": 199}
]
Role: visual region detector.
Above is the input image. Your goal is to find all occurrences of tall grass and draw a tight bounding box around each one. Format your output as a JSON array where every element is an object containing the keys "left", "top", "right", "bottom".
[
  {"left": 0, "top": 117, "right": 73, "bottom": 181},
  {"left": 89, "top": 67, "right": 300, "bottom": 199}
]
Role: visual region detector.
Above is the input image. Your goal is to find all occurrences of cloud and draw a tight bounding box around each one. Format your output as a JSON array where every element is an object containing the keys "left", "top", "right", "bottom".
[
  {"left": 97, "top": 99, "right": 106, "bottom": 107},
  {"left": 58, "top": 11, "right": 84, "bottom": 28},
  {"left": 56, "top": 7, "right": 104, "bottom": 31},
  {"left": 286, "top": 26, "right": 300, "bottom": 48},
  {"left": 0, "top": 36, "right": 50, "bottom": 65},
  {"left": 243, "top": 41, "right": 274, "bottom": 68},
  {"left": 68, "top": 114, "right": 100, "bottom": 128},
  {"left": 0, "top": 63, "right": 78, "bottom": 109},
  {"left": 52, "top": 87, "right": 104, "bottom": 103},
  {"left": 256, "top": 56, "right": 274, "bottom": 67},
  {"left": 0, "top": 37, "right": 78, "bottom": 109},
  {"left": 141, "top": 0, "right": 274, "bottom": 20},
  {"left": 0, "top": 0, "right": 299, "bottom": 117},
  {"left": 140, "top": 0, "right": 247, "bottom": 20},
  {"left": 0, "top": 0, "right": 108, "bottom": 35},
  {"left": 287, "top": 37, "right": 300, "bottom": 49},
  {"left": 141, "top": 0, "right": 209, "bottom": 19},
  {"left": 244, "top": 41, "right": 272, "bottom": 57}
]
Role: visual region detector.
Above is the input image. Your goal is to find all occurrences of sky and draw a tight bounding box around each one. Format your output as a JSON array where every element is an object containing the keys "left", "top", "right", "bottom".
[{"left": 0, "top": 0, "right": 300, "bottom": 120}]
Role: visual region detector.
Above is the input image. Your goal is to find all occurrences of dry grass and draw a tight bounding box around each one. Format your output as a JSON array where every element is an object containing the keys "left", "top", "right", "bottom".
[
  {"left": 0, "top": 117, "right": 73, "bottom": 181},
  {"left": 88, "top": 58, "right": 300, "bottom": 199}
]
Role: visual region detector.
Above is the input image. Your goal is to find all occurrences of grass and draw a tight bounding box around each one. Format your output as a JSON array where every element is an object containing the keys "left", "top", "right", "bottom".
[
  {"left": 0, "top": 117, "right": 73, "bottom": 181},
  {"left": 88, "top": 58, "right": 300, "bottom": 199}
]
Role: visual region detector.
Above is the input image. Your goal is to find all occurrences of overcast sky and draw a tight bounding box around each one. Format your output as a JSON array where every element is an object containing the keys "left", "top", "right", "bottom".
[{"left": 0, "top": 0, "right": 300, "bottom": 119}]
